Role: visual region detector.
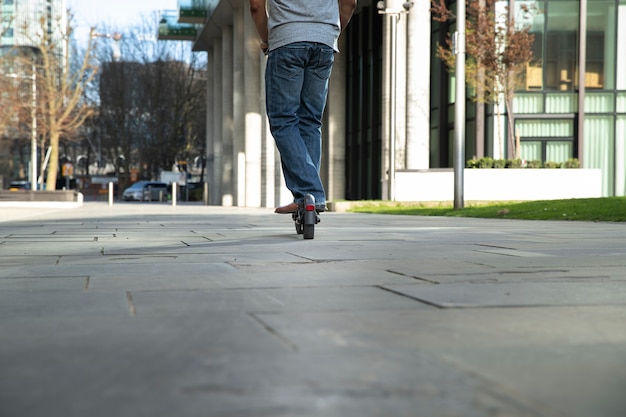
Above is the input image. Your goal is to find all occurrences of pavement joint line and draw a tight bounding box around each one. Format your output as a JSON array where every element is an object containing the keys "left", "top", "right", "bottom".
[
  {"left": 386, "top": 269, "right": 440, "bottom": 284},
  {"left": 248, "top": 312, "right": 299, "bottom": 352},
  {"left": 376, "top": 285, "right": 443, "bottom": 309}
]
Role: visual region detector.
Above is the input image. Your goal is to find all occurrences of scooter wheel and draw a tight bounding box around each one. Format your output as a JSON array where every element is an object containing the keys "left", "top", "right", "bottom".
[
  {"left": 295, "top": 222, "right": 304, "bottom": 234},
  {"left": 303, "top": 224, "right": 314, "bottom": 239}
]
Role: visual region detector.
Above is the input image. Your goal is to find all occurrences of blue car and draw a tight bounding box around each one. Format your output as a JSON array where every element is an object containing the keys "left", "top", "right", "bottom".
[{"left": 122, "top": 181, "right": 168, "bottom": 201}]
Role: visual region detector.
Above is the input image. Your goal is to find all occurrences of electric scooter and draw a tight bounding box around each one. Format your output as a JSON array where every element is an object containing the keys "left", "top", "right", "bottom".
[{"left": 292, "top": 194, "right": 320, "bottom": 239}]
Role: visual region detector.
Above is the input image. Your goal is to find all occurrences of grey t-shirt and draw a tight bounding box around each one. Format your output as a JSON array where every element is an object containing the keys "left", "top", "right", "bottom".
[{"left": 267, "top": 0, "right": 341, "bottom": 52}]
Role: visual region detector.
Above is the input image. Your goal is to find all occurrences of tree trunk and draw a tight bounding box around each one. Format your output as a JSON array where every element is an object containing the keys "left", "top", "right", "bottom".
[
  {"left": 505, "top": 92, "right": 516, "bottom": 159},
  {"left": 46, "top": 131, "right": 59, "bottom": 190}
]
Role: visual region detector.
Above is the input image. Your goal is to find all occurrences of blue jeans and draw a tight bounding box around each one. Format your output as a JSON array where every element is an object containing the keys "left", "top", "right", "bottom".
[{"left": 265, "top": 42, "right": 334, "bottom": 207}]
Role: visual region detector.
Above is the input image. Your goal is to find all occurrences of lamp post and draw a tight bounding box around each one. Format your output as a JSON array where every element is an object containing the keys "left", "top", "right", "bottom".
[
  {"left": 29, "top": 65, "right": 36, "bottom": 189},
  {"left": 91, "top": 31, "right": 123, "bottom": 62},
  {"left": 377, "top": 0, "right": 413, "bottom": 201},
  {"left": 453, "top": 0, "right": 466, "bottom": 209}
]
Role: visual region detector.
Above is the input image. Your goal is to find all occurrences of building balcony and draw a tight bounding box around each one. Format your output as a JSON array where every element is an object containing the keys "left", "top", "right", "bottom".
[
  {"left": 158, "top": 10, "right": 197, "bottom": 41},
  {"left": 177, "top": 0, "right": 208, "bottom": 24}
]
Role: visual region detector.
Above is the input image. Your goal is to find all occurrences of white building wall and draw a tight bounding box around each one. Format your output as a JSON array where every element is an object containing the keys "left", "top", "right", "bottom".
[{"left": 406, "top": 2, "right": 431, "bottom": 170}]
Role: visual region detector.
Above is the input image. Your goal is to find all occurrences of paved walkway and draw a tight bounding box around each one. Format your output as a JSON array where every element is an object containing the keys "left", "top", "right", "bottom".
[{"left": 1, "top": 202, "right": 625, "bottom": 417}]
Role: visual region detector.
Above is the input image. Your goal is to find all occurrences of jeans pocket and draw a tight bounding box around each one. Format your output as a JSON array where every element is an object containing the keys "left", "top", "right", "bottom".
[
  {"left": 272, "top": 45, "right": 307, "bottom": 80},
  {"left": 314, "top": 48, "right": 335, "bottom": 80}
]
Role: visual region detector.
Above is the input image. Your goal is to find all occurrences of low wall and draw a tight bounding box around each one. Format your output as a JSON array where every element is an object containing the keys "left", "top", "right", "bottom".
[
  {"left": 0, "top": 190, "right": 84, "bottom": 208},
  {"left": 395, "top": 169, "right": 603, "bottom": 202}
]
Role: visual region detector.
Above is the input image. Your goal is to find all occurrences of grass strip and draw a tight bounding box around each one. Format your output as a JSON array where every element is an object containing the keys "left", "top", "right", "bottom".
[{"left": 347, "top": 197, "right": 626, "bottom": 222}]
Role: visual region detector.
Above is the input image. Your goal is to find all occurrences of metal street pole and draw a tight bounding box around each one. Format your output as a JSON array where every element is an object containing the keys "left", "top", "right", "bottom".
[
  {"left": 30, "top": 65, "right": 37, "bottom": 190},
  {"left": 453, "top": 0, "right": 466, "bottom": 209},
  {"left": 389, "top": 12, "right": 398, "bottom": 201}
]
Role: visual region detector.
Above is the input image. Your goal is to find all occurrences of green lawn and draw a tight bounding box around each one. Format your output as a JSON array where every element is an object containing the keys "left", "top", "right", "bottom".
[{"left": 347, "top": 197, "right": 626, "bottom": 222}]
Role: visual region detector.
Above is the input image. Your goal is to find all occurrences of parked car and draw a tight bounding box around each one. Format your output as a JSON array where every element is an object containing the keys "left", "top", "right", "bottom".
[
  {"left": 8, "top": 180, "right": 31, "bottom": 191},
  {"left": 122, "top": 181, "right": 168, "bottom": 201}
]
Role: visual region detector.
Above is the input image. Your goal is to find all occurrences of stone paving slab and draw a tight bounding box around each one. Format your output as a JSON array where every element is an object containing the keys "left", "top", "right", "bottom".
[
  {"left": 384, "top": 281, "right": 626, "bottom": 307},
  {"left": 1, "top": 202, "right": 625, "bottom": 417}
]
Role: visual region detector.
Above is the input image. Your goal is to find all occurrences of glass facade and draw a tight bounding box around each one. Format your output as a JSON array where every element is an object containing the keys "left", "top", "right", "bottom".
[{"left": 461, "top": 0, "right": 626, "bottom": 196}]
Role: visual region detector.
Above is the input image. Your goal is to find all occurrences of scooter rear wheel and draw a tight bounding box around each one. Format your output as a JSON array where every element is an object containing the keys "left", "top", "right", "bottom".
[{"left": 303, "top": 224, "right": 314, "bottom": 239}]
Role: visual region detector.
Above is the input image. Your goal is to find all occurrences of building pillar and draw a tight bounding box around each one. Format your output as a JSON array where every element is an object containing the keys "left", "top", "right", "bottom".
[
  {"left": 243, "top": 10, "right": 263, "bottom": 207},
  {"left": 324, "top": 34, "right": 348, "bottom": 202},
  {"left": 395, "top": 12, "right": 408, "bottom": 170},
  {"left": 221, "top": 26, "right": 234, "bottom": 206},
  {"left": 212, "top": 41, "right": 223, "bottom": 204},
  {"left": 406, "top": 3, "right": 430, "bottom": 169},
  {"left": 233, "top": 7, "right": 245, "bottom": 206},
  {"left": 205, "top": 47, "right": 215, "bottom": 203}
]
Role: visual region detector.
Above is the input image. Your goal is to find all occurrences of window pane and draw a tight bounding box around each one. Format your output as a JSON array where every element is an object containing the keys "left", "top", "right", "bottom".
[
  {"left": 584, "top": 116, "right": 614, "bottom": 196},
  {"left": 517, "top": 1, "right": 545, "bottom": 91},
  {"left": 586, "top": 1, "right": 615, "bottom": 89},
  {"left": 545, "top": 1, "right": 579, "bottom": 91},
  {"left": 585, "top": 92, "right": 614, "bottom": 113},
  {"left": 521, "top": 141, "right": 542, "bottom": 160},
  {"left": 546, "top": 92, "right": 577, "bottom": 112},
  {"left": 617, "top": 92, "right": 626, "bottom": 113},
  {"left": 516, "top": 119, "right": 574, "bottom": 137},
  {"left": 514, "top": 93, "right": 544, "bottom": 113},
  {"left": 546, "top": 141, "right": 573, "bottom": 163},
  {"left": 619, "top": 1, "right": 626, "bottom": 89}
]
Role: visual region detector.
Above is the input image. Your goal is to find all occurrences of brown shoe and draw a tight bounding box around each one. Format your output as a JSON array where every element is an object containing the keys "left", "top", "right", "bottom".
[{"left": 275, "top": 202, "right": 299, "bottom": 214}]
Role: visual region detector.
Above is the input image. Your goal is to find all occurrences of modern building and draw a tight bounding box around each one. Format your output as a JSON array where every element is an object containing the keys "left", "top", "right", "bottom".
[
  {"left": 1, "top": 0, "right": 67, "bottom": 48},
  {"left": 1, "top": 0, "right": 68, "bottom": 186},
  {"left": 161, "top": 0, "right": 626, "bottom": 207}
]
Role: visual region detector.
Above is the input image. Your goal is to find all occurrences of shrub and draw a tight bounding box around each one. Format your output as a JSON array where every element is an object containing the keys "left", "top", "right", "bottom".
[
  {"left": 526, "top": 160, "right": 542, "bottom": 168},
  {"left": 544, "top": 161, "right": 561, "bottom": 169},
  {"left": 478, "top": 157, "right": 494, "bottom": 168},
  {"left": 493, "top": 159, "right": 507, "bottom": 168},
  {"left": 466, "top": 158, "right": 480, "bottom": 168},
  {"left": 506, "top": 159, "right": 523, "bottom": 168},
  {"left": 564, "top": 158, "right": 581, "bottom": 168}
]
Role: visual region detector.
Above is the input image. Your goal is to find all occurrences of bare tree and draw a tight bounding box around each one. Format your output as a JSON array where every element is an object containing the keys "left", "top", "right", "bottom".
[
  {"left": 0, "top": 46, "right": 37, "bottom": 182},
  {"left": 17, "top": 12, "right": 98, "bottom": 190},
  {"left": 96, "top": 13, "right": 206, "bottom": 189},
  {"left": 431, "top": 0, "right": 536, "bottom": 159}
]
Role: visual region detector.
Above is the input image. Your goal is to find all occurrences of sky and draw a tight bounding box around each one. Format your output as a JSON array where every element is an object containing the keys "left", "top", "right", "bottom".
[{"left": 67, "top": 0, "right": 177, "bottom": 40}]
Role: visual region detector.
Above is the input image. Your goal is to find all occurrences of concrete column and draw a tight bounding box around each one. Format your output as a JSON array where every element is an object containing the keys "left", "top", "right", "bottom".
[
  {"left": 324, "top": 34, "right": 348, "bottom": 202},
  {"left": 395, "top": 14, "right": 408, "bottom": 170},
  {"left": 244, "top": 9, "right": 263, "bottom": 207},
  {"left": 380, "top": 13, "right": 392, "bottom": 200},
  {"left": 233, "top": 7, "right": 245, "bottom": 206},
  {"left": 212, "top": 41, "right": 223, "bottom": 204},
  {"left": 221, "top": 26, "right": 234, "bottom": 206},
  {"left": 205, "top": 47, "right": 215, "bottom": 203},
  {"left": 406, "top": 3, "right": 431, "bottom": 169},
  {"left": 258, "top": 50, "right": 276, "bottom": 208}
]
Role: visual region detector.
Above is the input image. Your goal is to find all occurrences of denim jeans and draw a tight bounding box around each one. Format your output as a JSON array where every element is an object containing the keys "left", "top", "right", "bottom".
[{"left": 265, "top": 42, "right": 334, "bottom": 207}]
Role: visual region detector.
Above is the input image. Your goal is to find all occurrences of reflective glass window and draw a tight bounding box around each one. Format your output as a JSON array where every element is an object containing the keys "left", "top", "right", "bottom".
[
  {"left": 545, "top": 1, "right": 579, "bottom": 91},
  {"left": 586, "top": 1, "right": 616, "bottom": 89}
]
